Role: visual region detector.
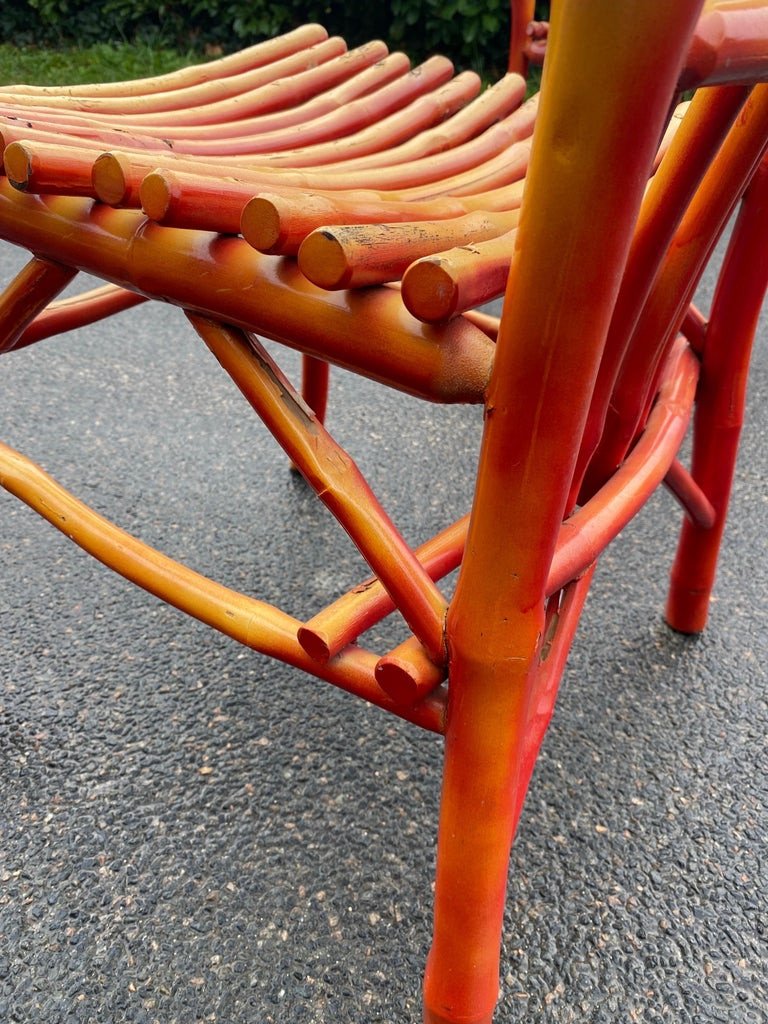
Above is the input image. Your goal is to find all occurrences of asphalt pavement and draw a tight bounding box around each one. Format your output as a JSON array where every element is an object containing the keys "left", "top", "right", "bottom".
[{"left": 0, "top": 236, "right": 766, "bottom": 1024}]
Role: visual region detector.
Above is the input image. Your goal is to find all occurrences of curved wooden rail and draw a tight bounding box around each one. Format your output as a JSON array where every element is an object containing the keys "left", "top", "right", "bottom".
[{"left": 0, "top": 181, "right": 494, "bottom": 403}]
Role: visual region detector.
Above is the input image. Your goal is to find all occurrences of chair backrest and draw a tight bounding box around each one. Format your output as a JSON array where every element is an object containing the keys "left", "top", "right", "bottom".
[
  {"left": 451, "top": 0, "right": 768, "bottom": 644},
  {"left": 508, "top": 0, "right": 536, "bottom": 74},
  {"left": 452, "top": 3, "right": 703, "bottom": 633}
]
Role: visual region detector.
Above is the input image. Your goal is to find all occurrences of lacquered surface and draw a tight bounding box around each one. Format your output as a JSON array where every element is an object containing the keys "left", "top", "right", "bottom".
[
  {"left": 425, "top": 6, "right": 709, "bottom": 1020},
  {"left": 0, "top": 181, "right": 494, "bottom": 404},
  {"left": 0, "top": 4, "right": 766, "bottom": 1024}
]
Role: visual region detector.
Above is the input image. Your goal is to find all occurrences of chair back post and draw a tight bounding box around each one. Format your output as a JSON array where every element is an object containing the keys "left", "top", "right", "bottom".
[
  {"left": 508, "top": 0, "right": 536, "bottom": 75},
  {"left": 449, "top": 0, "right": 706, "bottom": 643},
  {"left": 425, "top": 7, "right": 707, "bottom": 1020}
]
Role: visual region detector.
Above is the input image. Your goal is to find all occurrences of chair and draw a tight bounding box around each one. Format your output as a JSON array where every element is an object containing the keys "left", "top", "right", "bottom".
[{"left": 0, "top": 2, "right": 766, "bottom": 1021}]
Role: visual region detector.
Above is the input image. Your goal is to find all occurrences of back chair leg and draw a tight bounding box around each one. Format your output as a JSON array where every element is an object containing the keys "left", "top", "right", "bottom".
[
  {"left": 667, "top": 158, "right": 768, "bottom": 632},
  {"left": 300, "top": 354, "right": 330, "bottom": 423}
]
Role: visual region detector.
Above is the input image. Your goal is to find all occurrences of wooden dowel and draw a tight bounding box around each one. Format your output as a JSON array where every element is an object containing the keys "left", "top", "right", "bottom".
[
  {"left": 4, "top": 140, "right": 104, "bottom": 197},
  {"left": 402, "top": 228, "right": 518, "bottom": 322},
  {"left": 375, "top": 637, "right": 447, "bottom": 707},
  {"left": 299, "top": 211, "right": 518, "bottom": 290},
  {"left": 0, "top": 24, "right": 330, "bottom": 99},
  {"left": 298, "top": 515, "right": 468, "bottom": 662},
  {"left": 663, "top": 458, "right": 717, "bottom": 529},
  {"left": 0, "top": 52, "right": 415, "bottom": 145},
  {"left": 240, "top": 179, "right": 526, "bottom": 255},
  {"left": 0, "top": 38, "right": 349, "bottom": 120}
]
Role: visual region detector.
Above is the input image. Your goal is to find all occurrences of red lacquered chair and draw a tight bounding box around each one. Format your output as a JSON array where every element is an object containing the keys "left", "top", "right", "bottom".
[{"left": 0, "top": 2, "right": 767, "bottom": 1022}]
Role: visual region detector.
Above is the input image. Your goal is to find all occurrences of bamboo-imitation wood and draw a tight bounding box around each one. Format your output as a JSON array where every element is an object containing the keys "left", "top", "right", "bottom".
[
  {"left": 241, "top": 181, "right": 527, "bottom": 254},
  {"left": 0, "top": 48, "right": 416, "bottom": 145},
  {"left": 0, "top": 24, "right": 332, "bottom": 100},
  {"left": 401, "top": 227, "right": 519, "bottom": 322},
  {"left": 0, "top": 180, "right": 495, "bottom": 404},
  {"left": 187, "top": 313, "right": 449, "bottom": 667},
  {"left": 298, "top": 211, "right": 519, "bottom": 290},
  {"left": 0, "top": 256, "right": 76, "bottom": 354},
  {"left": 571, "top": 83, "right": 754, "bottom": 507},
  {"left": 0, "top": 4, "right": 767, "bottom": 1024},
  {"left": 0, "top": 440, "right": 447, "bottom": 733}
]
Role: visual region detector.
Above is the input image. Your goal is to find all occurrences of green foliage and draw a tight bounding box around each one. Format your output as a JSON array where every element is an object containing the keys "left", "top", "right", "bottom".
[
  {"left": 390, "top": 0, "right": 510, "bottom": 76},
  {"left": 2, "top": 2, "right": 550, "bottom": 76},
  {"left": 0, "top": 41, "right": 193, "bottom": 86}
]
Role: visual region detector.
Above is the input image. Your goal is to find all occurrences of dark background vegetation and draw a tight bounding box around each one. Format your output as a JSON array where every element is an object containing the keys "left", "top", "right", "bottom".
[{"left": 5, "top": 1, "right": 550, "bottom": 76}]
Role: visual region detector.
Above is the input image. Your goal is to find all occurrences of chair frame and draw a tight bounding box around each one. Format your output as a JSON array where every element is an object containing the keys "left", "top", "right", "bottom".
[{"left": 0, "top": 3, "right": 767, "bottom": 1022}]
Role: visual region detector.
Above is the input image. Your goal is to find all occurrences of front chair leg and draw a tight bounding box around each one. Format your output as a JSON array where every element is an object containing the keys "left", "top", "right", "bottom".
[{"left": 423, "top": 637, "right": 540, "bottom": 1024}]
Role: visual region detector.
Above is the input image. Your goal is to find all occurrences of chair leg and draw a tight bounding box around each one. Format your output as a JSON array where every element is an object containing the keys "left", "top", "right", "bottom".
[
  {"left": 666, "top": 420, "right": 741, "bottom": 634},
  {"left": 290, "top": 355, "right": 330, "bottom": 475},
  {"left": 422, "top": 643, "right": 538, "bottom": 1024},
  {"left": 301, "top": 354, "right": 330, "bottom": 423},
  {"left": 667, "top": 160, "right": 768, "bottom": 633},
  {"left": 422, "top": 574, "right": 593, "bottom": 1024}
]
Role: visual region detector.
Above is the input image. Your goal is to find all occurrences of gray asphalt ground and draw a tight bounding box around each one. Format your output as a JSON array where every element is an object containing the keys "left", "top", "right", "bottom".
[{"left": 0, "top": 233, "right": 766, "bottom": 1024}]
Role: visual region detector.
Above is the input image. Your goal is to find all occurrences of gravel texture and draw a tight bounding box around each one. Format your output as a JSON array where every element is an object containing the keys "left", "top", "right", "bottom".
[{"left": 0, "top": 238, "right": 766, "bottom": 1024}]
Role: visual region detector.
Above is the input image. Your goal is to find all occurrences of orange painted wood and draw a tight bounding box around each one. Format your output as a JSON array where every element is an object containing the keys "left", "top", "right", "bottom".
[
  {"left": 0, "top": 37, "right": 350, "bottom": 120},
  {"left": 667, "top": 155, "right": 768, "bottom": 631},
  {"left": 188, "top": 314, "right": 449, "bottom": 665},
  {"left": 683, "top": 0, "right": 768, "bottom": 86},
  {"left": 298, "top": 211, "right": 518, "bottom": 290},
  {"left": 0, "top": 24, "right": 330, "bottom": 99},
  {"left": 508, "top": 0, "right": 536, "bottom": 75},
  {"left": 87, "top": 113, "right": 531, "bottom": 208},
  {"left": 0, "top": 48, "right": 414, "bottom": 144},
  {"left": 375, "top": 637, "right": 446, "bottom": 707},
  {"left": 425, "top": 5, "right": 708, "bottom": 1022},
  {"left": 0, "top": 440, "right": 447, "bottom": 734},
  {"left": 240, "top": 182, "right": 526, "bottom": 254},
  {"left": 11, "top": 284, "right": 147, "bottom": 351},
  {"left": 584, "top": 83, "right": 768, "bottom": 495},
  {"left": 0, "top": 256, "right": 76, "bottom": 353},
  {"left": 0, "top": 181, "right": 495, "bottom": 404},
  {"left": 298, "top": 515, "right": 469, "bottom": 663},
  {"left": 401, "top": 226, "right": 518, "bottom": 322},
  {"left": 1, "top": 60, "right": 479, "bottom": 170},
  {"left": 0, "top": 5, "right": 767, "bottom": 1024},
  {"left": 572, "top": 83, "right": 752, "bottom": 506}
]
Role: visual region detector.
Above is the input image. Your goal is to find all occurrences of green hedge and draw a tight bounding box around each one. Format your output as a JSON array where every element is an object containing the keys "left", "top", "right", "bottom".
[{"left": 8, "top": 2, "right": 549, "bottom": 76}]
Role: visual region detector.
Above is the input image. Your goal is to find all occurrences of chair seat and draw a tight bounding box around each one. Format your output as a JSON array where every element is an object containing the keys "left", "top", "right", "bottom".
[{"left": 1, "top": 11, "right": 746, "bottom": 328}]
